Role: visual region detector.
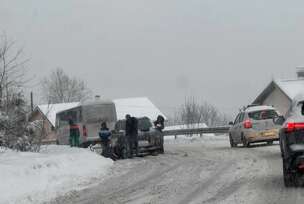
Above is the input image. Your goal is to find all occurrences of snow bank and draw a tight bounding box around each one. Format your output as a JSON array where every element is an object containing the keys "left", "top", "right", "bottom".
[
  {"left": 165, "top": 123, "right": 208, "bottom": 131},
  {"left": 165, "top": 123, "right": 215, "bottom": 137},
  {"left": 0, "top": 145, "right": 113, "bottom": 204},
  {"left": 164, "top": 134, "right": 227, "bottom": 145}
]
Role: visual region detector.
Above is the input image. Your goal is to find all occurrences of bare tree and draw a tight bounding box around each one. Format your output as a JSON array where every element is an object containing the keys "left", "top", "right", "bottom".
[
  {"left": 0, "top": 34, "right": 28, "bottom": 112},
  {"left": 199, "top": 101, "right": 229, "bottom": 127},
  {"left": 175, "top": 96, "right": 229, "bottom": 129},
  {"left": 179, "top": 96, "right": 203, "bottom": 129},
  {"left": 0, "top": 34, "right": 44, "bottom": 151},
  {"left": 41, "top": 68, "right": 92, "bottom": 104}
]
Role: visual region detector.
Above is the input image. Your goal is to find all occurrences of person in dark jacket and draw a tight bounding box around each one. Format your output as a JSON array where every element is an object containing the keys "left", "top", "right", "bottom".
[
  {"left": 154, "top": 115, "right": 165, "bottom": 132},
  {"left": 125, "top": 114, "right": 139, "bottom": 158},
  {"left": 69, "top": 119, "right": 80, "bottom": 147},
  {"left": 154, "top": 115, "right": 165, "bottom": 153},
  {"left": 125, "top": 114, "right": 133, "bottom": 136},
  {"left": 131, "top": 116, "right": 139, "bottom": 156},
  {"left": 99, "top": 122, "right": 112, "bottom": 158}
]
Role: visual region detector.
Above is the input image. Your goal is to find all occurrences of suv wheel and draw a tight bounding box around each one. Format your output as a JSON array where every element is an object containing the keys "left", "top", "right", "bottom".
[
  {"left": 283, "top": 160, "right": 294, "bottom": 187},
  {"left": 229, "top": 134, "right": 236, "bottom": 148},
  {"left": 159, "top": 135, "right": 164, "bottom": 154},
  {"left": 159, "top": 144, "right": 165, "bottom": 154},
  {"left": 242, "top": 135, "right": 250, "bottom": 148}
]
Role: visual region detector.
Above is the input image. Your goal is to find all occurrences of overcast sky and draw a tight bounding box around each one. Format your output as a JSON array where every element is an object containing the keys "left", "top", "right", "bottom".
[{"left": 1, "top": 0, "right": 304, "bottom": 117}]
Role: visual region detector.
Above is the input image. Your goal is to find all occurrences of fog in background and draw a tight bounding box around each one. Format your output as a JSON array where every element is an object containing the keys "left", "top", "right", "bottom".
[{"left": 1, "top": 0, "right": 303, "bottom": 117}]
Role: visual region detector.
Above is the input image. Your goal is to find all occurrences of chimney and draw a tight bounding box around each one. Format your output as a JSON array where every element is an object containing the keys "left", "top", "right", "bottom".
[{"left": 296, "top": 67, "right": 304, "bottom": 79}]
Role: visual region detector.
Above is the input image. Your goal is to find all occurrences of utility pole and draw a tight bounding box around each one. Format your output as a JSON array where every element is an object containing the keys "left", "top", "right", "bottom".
[{"left": 30, "top": 92, "right": 34, "bottom": 112}]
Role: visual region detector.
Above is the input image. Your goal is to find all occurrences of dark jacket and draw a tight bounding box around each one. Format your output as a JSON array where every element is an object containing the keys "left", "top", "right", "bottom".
[
  {"left": 70, "top": 125, "right": 80, "bottom": 138},
  {"left": 126, "top": 117, "right": 138, "bottom": 137},
  {"left": 154, "top": 116, "right": 165, "bottom": 132},
  {"left": 126, "top": 117, "right": 133, "bottom": 136},
  {"left": 131, "top": 117, "right": 138, "bottom": 136}
]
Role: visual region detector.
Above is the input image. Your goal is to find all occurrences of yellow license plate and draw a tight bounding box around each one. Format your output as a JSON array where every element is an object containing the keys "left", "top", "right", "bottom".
[{"left": 262, "top": 132, "right": 275, "bottom": 137}]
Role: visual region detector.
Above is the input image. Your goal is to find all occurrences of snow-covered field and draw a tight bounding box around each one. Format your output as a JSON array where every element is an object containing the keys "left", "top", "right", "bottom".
[{"left": 0, "top": 146, "right": 113, "bottom": 204}]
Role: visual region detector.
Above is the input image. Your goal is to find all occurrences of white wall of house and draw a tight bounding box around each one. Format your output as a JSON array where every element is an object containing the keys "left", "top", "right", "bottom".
[{"left": 262, "top": 86, "right": 291, "bottom": 116}]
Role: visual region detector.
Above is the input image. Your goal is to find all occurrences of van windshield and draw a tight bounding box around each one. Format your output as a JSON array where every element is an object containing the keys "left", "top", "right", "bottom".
[
  {"left": 57, "top": 109, "right": 80, "bottom": 128},
  {"left": 82, "top": 104, "right": 116, "bottom": 123},
  {"left": 248, "top": 110, "right": 278, "bottom": 120}
]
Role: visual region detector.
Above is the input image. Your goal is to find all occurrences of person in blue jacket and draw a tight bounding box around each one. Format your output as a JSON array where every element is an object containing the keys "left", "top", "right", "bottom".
[{"left": 99, "top": 122, "right": 111, "bottom": 158}]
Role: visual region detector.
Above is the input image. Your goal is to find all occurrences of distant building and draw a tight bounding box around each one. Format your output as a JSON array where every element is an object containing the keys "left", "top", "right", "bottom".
[
  {"left": 29, "top": 102, "right": 80, "bottom": 143},
  {"left": 253, "top": 68, "right": 304, "bottom": 116},
  {"left": 29, "top": 97, "right": 166, "bottom": 143}
]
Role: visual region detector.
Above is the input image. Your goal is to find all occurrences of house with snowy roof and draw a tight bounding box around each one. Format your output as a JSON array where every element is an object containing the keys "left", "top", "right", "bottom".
[
  {"left": 29, "top": 97, "right": 165, "bottom": 143},
  {"left": 253, "top": 68, "right": 304, "bottom": 116},
  {"left": 113, "top": 97, "right": 166, "bottom": 121},
  {"left": 29, "top": 102, "right": 80, "bottom": 143}
]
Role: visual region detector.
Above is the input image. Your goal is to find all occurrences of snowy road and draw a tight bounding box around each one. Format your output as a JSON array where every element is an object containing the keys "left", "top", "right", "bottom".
[{"left": 51, "top": 136, "right": 304, "bottom": 204}]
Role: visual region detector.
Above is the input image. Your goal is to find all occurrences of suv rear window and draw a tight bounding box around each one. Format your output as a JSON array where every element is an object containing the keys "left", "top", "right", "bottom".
[{"left": 248, "top": 110, "right": 278, "bottom": 120}]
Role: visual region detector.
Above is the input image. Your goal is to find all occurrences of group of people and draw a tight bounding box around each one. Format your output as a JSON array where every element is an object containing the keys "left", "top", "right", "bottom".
[
  {"left": 98, "top": 114, "right": 165, "bottom": 158},
  {"left": 99, "top": 114, "right": 139, "bottom": 158},
  {"left": 69, "top": 114, "right": 165, "bottom": 159}
]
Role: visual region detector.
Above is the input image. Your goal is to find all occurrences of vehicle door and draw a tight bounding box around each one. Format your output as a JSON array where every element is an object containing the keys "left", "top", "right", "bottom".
[
  {"left": 230, "top": 113, "right": 240, "bottom": 141},
  {"left": 235, "top": 112, "right": 245, "bottom": 143}
]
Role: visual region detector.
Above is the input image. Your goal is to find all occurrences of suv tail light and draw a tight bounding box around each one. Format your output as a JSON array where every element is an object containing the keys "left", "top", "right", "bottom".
[
  {"left": 284, "top": 122, "right": 304, "bottom": 133},
  {"left": 244, "top": 119, "right": 252, "bottom": 129},
  {"left": 298, "top": 163, "right": 304, "bottom": 173}
]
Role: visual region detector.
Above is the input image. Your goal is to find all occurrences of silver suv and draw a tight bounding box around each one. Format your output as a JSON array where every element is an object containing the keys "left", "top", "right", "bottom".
[{"left": 229, "top": 105, "right": 281, "bottom": 147}]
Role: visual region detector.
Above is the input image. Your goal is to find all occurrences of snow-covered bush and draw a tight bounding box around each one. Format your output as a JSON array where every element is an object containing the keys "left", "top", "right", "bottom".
[{"left": 0, "top": 94, "right": 44, "bottom": 152}]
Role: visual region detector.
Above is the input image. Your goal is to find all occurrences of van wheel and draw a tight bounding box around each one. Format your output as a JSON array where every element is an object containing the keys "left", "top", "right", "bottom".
[
  {"left": 229, "top": 135, "right": 236, "bottom": 148},
  {"left": 242, "top": 135, "right": 250, "bottom": 147}
]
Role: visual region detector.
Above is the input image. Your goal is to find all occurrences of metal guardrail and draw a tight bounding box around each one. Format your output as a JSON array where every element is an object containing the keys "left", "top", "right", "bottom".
[
  {"left": 163, "top": 126, "right": 230, "bottom": 137},
  {"left": 80, "top": 126, "right": 231, "bottom": 146}
]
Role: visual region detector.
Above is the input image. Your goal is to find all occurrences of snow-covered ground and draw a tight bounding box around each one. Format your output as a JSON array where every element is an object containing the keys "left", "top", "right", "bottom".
[
  {"left": 164, "top": 134, "right": 223, "bottom": 145},
  {"left": 0, "top": 145, "right": 113, "bottom": 204},
  {"left": 53, "top": 134, "right": 304, "bottom": 204}
]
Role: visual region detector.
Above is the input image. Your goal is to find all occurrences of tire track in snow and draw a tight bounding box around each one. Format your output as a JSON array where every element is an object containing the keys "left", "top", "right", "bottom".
[
  {"left": 99, "top": 162, "right": 182, "bottom": 203},
  {"left": 177, "top": 161, "right": 234, "bottom": 204},
  {"left": 66, "top": 150, "right": 192, "bottom": 204}
]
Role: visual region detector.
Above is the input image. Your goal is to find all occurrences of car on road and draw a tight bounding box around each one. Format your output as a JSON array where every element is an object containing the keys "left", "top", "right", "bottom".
[
  {"left": 229, "top": 105, "right": 281, "bottom": 147},
  {"left": 277, "top": 95, "right": 304, "bottom": 187}
]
